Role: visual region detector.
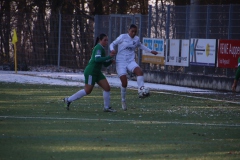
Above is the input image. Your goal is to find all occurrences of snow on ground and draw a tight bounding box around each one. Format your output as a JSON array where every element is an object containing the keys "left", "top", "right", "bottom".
[{"left": 0, "top": 70, "right": 219, "bottom": 94}]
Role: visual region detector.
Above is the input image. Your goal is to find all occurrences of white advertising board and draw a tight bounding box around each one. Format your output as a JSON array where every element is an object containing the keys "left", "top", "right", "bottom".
[
  {"left": 166, "top": 39, "right": 189, "bottom": 66},
  {"left": 190, "top": 39, "right": 217, "bottom": 66},
  {"left": 142, "top": 38, "right": 165, "bottom": 65}
]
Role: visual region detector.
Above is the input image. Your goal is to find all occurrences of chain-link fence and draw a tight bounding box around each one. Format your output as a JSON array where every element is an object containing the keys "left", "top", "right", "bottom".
[
  {"left": 97, "top": 4, "right": 240, "bottom": 77},
  {"left": 1, "top": 12, "right": 94, "bottom": 71},
  {"left": 1, "top": 4, "right": 240, "bottom": 77}
]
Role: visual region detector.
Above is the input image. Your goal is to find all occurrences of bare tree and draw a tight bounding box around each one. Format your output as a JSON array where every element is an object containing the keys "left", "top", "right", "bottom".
[{"left": 0, "top": 0, "right": 11, "bottom": 64}]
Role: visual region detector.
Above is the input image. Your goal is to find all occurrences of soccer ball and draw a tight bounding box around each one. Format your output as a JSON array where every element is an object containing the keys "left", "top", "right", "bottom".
[{"left": 138, "top": 86, "right": 150, "bottom": 98}]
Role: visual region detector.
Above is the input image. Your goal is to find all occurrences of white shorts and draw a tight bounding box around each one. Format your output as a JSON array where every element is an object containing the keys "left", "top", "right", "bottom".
[{"left": 116, "top": 61, "right": 139, "bottom": 77}]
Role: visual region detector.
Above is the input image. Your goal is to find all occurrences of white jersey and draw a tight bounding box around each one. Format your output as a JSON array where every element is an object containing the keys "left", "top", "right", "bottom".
[{"left": 109, "top": 34, "right": 152, "bottom": 63}]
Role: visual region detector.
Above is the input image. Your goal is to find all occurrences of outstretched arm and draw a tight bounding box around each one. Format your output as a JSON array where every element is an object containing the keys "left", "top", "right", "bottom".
[
  {"left": 103, "top": 59, "right": 113, "bottom": 67},
  {"left": 102, "top": 51, "right": 116, "bottom": 67},
  {"left": 95, "top": 49, "right": 116, "bottom": 63},
  {"left": 95, "top": 55, "right": 112, "bottom": 63},
  {"left": 139, "top": 42, "right": 158, "bottom": 55}
]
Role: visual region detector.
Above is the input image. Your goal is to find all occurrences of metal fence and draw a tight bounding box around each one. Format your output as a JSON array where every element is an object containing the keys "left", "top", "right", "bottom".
[
  {"left": 1, "top": 4, "right": 240, "bottom": 77},
  {"left": 1, "top": 12, "right": 94, "bottom": 71},
  {"left": 96, "top": 4, "right": 240, "bottom": 77}
]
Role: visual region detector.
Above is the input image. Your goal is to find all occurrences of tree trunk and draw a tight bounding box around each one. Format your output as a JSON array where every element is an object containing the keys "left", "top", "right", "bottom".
[
  {"left": 0, "top": 0, "right": 11, "bottom": 64},
  {"left": 32, "top": 0, "right": 47, "bottom": 66}
]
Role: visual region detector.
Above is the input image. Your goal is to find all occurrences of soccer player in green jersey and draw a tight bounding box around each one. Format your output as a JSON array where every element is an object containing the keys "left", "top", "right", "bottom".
[
  {"left": 63, "top": 33, "right": 116, "bottom": 112},
  {"left": 232, "top": 57, "right": 240, "bottom": 92}
]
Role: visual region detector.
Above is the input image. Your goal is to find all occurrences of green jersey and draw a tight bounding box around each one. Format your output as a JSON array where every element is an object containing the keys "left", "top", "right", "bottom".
[
  {"left": 84, "top": 44, "right": 112, "bottom": 75},
  {"left": 235, "top": 57, "right": 240, "bottom": 80}
]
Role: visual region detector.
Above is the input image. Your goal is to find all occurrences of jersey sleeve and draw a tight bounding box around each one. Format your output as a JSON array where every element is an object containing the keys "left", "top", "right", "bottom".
[
  {"left": 235, "top": 66, "right": 240, "bottom": 81},
  {"left": 138, "top": 41, "right": 152, "bottom": 53},
  {"left": 235, "top": 57, "right": 240, "bottom": 81},
  {"left": 109, "top": 34, "right": 123, "bottom": 51},
  {"left": 103, "top": 60, "right": 113, "bottom": 67},
  {"left": 95, "top": 50, "right": 112, "bottom": 62},
  {"left": 94, "top": 48, "right": 112, "bottom": 62}
]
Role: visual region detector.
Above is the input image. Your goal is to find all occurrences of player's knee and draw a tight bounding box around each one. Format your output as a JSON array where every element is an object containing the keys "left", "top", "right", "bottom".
[
  {"left": 104, "top": 85, "right": 111, "bottom": 92},
  {"left": 104, "top": 88, "right": 110, "bottom": 92},
  {"left": 134, "top": 67, "right": 143, "bottom": 76},
  {"left": 122, "top": 83, "right": 127, "bottom": 88},
  {"left": 120, "top": 75, "right": 128, "bottom": 88},
  {"left": 84, "top": 88, "right": 92, "bottom": 95}
]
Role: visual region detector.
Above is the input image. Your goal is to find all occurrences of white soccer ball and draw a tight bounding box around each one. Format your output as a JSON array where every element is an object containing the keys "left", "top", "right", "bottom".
[{"left": 138, "top": 86, "right": 150, "bottom": 97}]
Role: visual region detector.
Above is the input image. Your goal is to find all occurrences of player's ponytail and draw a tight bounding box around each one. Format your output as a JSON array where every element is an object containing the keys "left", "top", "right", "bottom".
[{"left": 94, "top": 33, "right": 107, "bottom": 46}]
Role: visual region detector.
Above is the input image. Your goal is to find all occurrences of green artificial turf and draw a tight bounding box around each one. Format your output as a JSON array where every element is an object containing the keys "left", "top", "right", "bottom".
[{"left": 0, "top": 82, "right": 239, "bottom": 160}]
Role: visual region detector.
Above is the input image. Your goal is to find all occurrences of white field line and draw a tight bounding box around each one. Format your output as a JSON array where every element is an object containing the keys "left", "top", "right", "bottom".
[
  {"left": 0, "top": 116, "right": 239, "bottom": 127},
  {"left": 149, "top": 90, "right": 240, "bottom": 105}
]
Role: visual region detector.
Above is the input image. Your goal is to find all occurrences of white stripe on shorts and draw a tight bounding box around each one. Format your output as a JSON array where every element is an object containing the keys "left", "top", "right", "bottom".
[{"left": 88, "top": 75, "right": 92, "bottom": 85}]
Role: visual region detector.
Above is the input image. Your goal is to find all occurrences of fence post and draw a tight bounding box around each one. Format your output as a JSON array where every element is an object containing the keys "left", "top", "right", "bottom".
[
  {"left": 165, "top": 5, "right": 170, "bottom": 72},
  {"left": 206, "top": 5, "right": 210, "bottom": 38},
  {"left": 107, "top": 15, "right": 112, "bottom": 74},
  {"left": 226, "top": 4, "right": 233, "bottom": 77},
  {"left": 228, "top": 4, "right": 232, "bottom": 39},
  {"left": 138, "top": 14, "right": 142, "bottom": 66},
  {"left": 148, "top": 5, "right": 152, "bottom": 37},
  {"left": 185, "top": 6, "right": 190, "bottom": 39},
  {"left": 166, "top": 5, "right": 170, "bottom": 39},
  {"left": 94, "top": 15, "right": 99, "bottom": 42},
  {"left": 57, "top": 10, "right": 61, "bottom": 71}
]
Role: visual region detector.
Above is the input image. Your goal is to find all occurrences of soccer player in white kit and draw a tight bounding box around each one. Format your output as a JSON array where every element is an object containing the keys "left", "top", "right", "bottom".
[{"left": 109, "top": 24, "right": 158, "bottom": 111}]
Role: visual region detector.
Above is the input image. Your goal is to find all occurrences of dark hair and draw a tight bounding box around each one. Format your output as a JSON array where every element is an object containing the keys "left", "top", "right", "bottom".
[
  {"left": 95, "top": 33, "right": 107, "bottom": 46},
  {"left": 129, "top": 24, "right": 137, "bottom": 29}
]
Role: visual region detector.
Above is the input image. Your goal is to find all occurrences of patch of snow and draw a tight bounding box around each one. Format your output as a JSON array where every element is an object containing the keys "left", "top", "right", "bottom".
[{"left": 0, "top": 70, "right": 220, "bottom": 94}]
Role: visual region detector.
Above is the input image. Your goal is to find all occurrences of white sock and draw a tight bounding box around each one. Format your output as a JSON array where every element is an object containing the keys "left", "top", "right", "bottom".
[
  {"left": 137, "top": 76, "right": 144, "bottom": 89},
  {"left": 103, "top": 91, "right": 110, "bottom": 109},
  {"left": 121, "top": 86, "right": 126, "bottom": 102},
  {"left": 68, "top": 89, "right": 87, "bottom": 102}
]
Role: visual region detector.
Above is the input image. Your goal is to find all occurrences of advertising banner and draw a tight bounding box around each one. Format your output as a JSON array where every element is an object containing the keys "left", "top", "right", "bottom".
[
  {"left": 142, "top": 38, "right": 165, "bottom": 65},
  {"left": 217, "top": 39, "right": 240, "bottom": 68},
  {"left": 190, "top": 39, "right": 217, "bottom": 66},
  {"left": 166, "top": 39, "right": 189, "bottom": 66}
]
